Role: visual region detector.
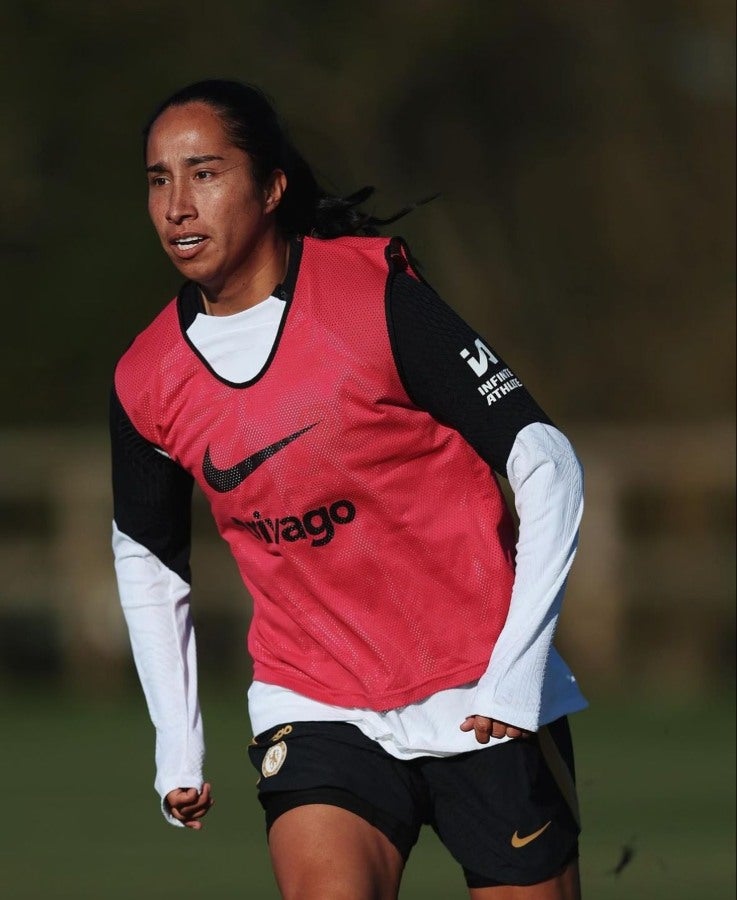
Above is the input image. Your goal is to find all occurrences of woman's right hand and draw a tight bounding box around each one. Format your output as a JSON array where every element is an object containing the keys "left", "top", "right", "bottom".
[{"left": 165, "top": 782, "right": 214, "bottom": 829}]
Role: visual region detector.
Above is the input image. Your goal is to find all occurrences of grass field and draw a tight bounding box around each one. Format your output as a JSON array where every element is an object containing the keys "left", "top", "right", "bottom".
[{"left": 1, "top": 684, "right": 734, "bottom": 899}]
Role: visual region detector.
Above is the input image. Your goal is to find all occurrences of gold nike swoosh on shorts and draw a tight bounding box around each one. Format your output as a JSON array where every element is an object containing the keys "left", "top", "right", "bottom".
[{"left": 511, "top": 821, "right": 552, "bottom": 848}]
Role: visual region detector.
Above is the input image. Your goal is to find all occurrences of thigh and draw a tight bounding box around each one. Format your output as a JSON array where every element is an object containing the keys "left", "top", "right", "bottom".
[
  {"left": 423, "top": 717, "right": 580, "bottom": 892},
  {"left": 247, "top": 722, "right": 425, "bottom": 879},
  {"left": 268, "top": 803, "right": 404, "bottom": 900},
  {"left": 468, "top": 858, "right": 581, "bottom": 899}
]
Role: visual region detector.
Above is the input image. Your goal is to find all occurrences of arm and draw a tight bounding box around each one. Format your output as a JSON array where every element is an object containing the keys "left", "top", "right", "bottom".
[
  {"left": 387, "top": 272, "right": 584, "bottom": 737},
  {"left": 110, "top": 385, "right": 212, "bottom": 826},
  {"left": 463, "top": 422, "right": 583, "bottom": 738}
]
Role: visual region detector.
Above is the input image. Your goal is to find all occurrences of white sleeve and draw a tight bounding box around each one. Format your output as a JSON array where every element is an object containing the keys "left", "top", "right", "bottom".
[
  {"left": 469, "top": 422, "right": 585, "bottom": 731},
  {"left": 113, "top": 521, "right": 204, "bottom": 826}
]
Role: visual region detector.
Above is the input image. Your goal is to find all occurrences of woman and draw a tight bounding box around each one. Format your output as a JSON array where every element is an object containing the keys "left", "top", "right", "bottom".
[{"left": 111, "top": 79, "right": 587, "bottom": 899}]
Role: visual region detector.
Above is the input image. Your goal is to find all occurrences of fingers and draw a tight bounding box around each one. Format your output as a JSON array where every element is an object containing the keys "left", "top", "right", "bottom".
[
  {"left": 459, "top": 716, "right": 531, "bottom": 744},
  {"left": 473, "top": 715, "right": 493, "bottom": 743},
  {"left": 500, "top": 724, "right": 528, "bottom": 740},
  {"left": 166, "top": 782, "right": 215, "bottom": 830},
  {"left": 460, "top": 715, "right": 490, "bottom": 743}
]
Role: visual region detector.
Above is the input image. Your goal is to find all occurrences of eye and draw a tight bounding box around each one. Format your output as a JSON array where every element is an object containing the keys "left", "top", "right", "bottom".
[
  {"left": 148, "top": 175, "right": 169, "bottom": 187},
  {"left": 193, "top": 169, "right": 214, "bottom": 180}
]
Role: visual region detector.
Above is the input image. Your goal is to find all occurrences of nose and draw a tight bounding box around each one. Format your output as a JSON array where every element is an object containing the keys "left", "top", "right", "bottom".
[{"left": 165, "top": 177, "right": 197, "bottom": 225}]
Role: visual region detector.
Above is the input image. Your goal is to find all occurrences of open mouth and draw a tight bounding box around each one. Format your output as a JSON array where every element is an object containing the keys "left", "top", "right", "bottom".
[
  {"left": 172, "top": 236, "right": 206, "bottom": 248},
  {"left": 170, "top": 235, "right": 208, "bottom": 258}
]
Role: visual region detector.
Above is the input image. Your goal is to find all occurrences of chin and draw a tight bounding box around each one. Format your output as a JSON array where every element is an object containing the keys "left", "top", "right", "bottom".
[{"left": 168, "top": 257, "right": 212, "bottom": 285}]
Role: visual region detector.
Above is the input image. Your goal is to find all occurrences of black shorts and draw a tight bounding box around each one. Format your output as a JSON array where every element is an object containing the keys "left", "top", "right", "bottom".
[{"left": 247, "top": 717, "right": 580, "bottom": 889}]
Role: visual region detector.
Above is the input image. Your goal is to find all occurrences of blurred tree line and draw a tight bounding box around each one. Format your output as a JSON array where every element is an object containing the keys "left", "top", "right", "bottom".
[{"left": 1, "top": 0, "right": 734, "bottom": 427}]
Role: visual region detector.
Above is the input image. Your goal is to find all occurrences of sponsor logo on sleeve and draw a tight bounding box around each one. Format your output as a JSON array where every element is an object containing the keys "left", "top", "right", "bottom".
[{"left": 459, "top": 339, "right": 523, "bottom": 406}]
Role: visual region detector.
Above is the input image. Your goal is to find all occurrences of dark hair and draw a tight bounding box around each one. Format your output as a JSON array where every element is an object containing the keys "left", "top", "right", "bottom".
[{"left": 143, "top": 79, "right": 427, "bottom": 239}]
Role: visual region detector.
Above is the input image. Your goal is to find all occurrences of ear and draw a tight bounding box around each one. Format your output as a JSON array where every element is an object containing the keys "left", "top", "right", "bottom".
[{"left": 264, "top": 169, "right": 287, "bottom": 213}]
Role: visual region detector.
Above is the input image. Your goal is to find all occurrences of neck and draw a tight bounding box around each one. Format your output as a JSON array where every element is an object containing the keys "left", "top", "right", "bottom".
[{"left": 201, "top": 232, "right": 289, "bottom": 316}]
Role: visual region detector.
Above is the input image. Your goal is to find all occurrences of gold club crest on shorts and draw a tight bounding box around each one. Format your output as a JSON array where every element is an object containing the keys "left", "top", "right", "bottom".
[{"left": 262, "top": 740, "right": 288, "bottom": 777}]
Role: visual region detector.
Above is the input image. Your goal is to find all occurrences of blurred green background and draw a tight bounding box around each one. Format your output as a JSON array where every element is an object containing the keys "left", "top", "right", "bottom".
[{"left": 1, "top": 1, "right": 734, "bottom": 897}]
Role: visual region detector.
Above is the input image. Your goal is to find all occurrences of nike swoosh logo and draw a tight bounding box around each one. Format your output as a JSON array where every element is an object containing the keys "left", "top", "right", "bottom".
[
  {"left": 203, "top": 423, "right": 318, "bottom": 493},
  {"left": 511, "top": 821, "right": 552, "bottom": 848}
]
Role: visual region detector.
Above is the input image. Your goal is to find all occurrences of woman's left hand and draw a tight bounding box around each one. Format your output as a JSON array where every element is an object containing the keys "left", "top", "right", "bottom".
[
  {"left": 165, "top": 782, "right": 215, "bottom": 829},
  {"left": 460, "top": 715, "right": 531, "bottom": 743}
]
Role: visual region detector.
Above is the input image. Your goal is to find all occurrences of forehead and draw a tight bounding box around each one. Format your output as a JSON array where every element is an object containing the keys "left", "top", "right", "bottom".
[{"left": 146, "top": 102, "right": 240, "bottom": 164}]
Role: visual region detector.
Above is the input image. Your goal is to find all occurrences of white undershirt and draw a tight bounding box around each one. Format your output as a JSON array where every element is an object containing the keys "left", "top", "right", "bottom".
[{"left": 186, "top": 296, "right": 286, "bottom": 383}]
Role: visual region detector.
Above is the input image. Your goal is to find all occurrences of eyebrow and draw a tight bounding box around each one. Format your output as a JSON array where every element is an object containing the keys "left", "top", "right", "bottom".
[{"left": 146, "top": 154, "right": 226, "bottom": 173}]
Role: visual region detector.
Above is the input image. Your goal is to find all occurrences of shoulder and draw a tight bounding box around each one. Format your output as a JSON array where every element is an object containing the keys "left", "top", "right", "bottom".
[
  {"left": 113, "top": 296, "right": 182, "bottom": 435},
  {"left": 115, "top": 296, "right": 180, "bottom": 381},
  {"left": 299, "top": 235, "right": 415, "bottom": 291},
  {"left": 301, "top": 234, "right": 394, "bottom": 268}
]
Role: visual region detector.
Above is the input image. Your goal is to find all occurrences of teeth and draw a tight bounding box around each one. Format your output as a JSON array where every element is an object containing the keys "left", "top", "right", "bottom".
[{"left": 174, "top": 237, "right": 205, "bottom": 246}]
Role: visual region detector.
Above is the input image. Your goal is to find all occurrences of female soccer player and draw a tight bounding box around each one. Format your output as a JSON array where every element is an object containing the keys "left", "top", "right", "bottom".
[{"left": 111, "top": 79, "right": 587, "bottom": 899}]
